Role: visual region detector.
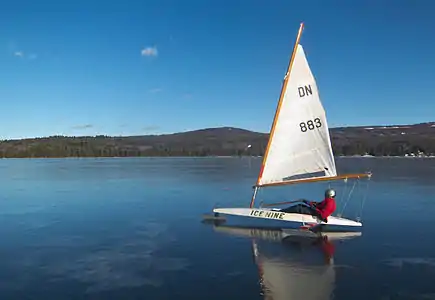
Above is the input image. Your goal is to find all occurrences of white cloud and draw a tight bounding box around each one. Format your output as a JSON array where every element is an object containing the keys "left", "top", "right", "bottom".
[
  {"left": 9, "top": 41, "right": 37, "bottom": 60},
  {"left": 12, "top": 50, "right": 38, "bottom": 60},
  {"left": 141, "top": 46, "right": 158, "bottom": 57}
]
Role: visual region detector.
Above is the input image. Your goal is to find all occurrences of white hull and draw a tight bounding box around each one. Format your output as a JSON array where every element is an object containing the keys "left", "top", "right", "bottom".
[{"left": 213, "top": 207, "right": 362, "bottom": 227}]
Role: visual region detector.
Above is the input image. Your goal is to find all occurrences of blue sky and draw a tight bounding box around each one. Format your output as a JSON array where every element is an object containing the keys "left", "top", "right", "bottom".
[{"left": 1, "top": 0, "right": 434, "bottom": 139}]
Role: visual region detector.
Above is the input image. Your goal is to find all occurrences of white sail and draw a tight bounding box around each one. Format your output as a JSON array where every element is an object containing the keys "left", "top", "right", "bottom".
[{"left": 258, "top": 44, "right": 336, "bottom": 186}]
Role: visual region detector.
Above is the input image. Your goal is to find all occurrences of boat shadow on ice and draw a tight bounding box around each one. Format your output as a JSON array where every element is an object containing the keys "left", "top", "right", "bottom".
[{"left": 212, "top": 225, "right": 361, "bottom": 300}]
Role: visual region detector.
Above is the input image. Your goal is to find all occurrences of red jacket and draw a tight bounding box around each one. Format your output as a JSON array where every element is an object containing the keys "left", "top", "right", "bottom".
[{"left": 312, "top": 197, "right": 336, "bottom": 220}]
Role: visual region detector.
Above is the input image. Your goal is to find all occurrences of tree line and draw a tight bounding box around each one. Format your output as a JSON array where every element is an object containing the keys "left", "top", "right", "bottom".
[{"left": 0, "top": 125, "right": 434, "bottom": 158}]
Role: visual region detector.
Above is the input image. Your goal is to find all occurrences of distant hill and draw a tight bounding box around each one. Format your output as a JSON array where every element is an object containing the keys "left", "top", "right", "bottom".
[
  {"left": 330, "top": 122, "right": 435, "bottom": 156},
  {"left": 0, "top": 123, "right": 434, "bottom": 158}
]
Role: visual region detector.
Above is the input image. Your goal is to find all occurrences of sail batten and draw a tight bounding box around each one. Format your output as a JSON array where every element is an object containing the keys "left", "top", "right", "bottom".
[{"left": 256, "top": 42, "right": 337, "bottom": 187}]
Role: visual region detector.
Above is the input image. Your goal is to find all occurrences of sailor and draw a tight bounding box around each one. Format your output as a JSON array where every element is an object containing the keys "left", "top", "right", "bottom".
[
  {"left": 280, "top": 188, "right": 337, "bottom": 222},
  {"left": 305, "top": 188, "right": 337, "bottom": 222}
]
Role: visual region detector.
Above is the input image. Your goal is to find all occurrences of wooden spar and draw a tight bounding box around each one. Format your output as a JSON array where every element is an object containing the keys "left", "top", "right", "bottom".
[
  {"left": 254, "top": 172, "right": 372, "bottom": 188},
  {"left": 249, "top": 22, "right": 305, "bottom": 209},
  {"left": 256, "top": 172, "right": 372, "bottom": 208}
]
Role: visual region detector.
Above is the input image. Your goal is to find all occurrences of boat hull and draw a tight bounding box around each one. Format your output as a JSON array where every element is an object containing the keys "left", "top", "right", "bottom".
[{"left": 212, "top": 207, "right": 362, "bottom": 227}]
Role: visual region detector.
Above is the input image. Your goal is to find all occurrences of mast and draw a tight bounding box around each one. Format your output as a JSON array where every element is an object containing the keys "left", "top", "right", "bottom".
[{"left": 249, "top": 22, "right": 305, "bottom": 208}]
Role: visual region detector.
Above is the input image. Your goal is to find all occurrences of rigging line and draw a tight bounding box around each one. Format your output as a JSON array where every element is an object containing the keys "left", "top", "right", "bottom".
[
  {"left": 338, "top": 178, "right": 348, "bottom": 207},
  {"left": 358, "top": 177, "right": 371, "bottom": 220},
  {"left": 340, "top": 179, "right": 357, "bottom": 216},
  {"left": 353, "top": 178, "right": 361, "bottom": 219}
]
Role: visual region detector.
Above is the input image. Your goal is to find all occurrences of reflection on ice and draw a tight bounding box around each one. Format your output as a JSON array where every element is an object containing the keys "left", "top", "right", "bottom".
[{"left": 213, "top": 225, "right": 361, "bottom": 299}]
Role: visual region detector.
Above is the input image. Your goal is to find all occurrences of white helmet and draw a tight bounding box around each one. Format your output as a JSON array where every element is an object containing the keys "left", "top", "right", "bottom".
[{"left": 325, "top": 188, "right": 336, "bottom": 198}]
